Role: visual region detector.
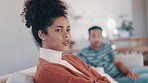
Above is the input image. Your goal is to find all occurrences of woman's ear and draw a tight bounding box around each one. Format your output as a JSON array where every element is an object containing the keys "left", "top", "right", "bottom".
[{"left": 38, "top": 30, "right": 46, "bottom": 41}]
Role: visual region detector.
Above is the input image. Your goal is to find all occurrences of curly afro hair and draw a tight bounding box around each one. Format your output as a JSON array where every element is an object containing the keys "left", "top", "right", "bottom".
[{"left": 21, "top": 0, "right": 68, "bottom": 47}]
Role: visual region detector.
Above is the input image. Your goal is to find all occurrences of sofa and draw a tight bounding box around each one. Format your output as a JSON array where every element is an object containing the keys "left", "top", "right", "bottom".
[
  {"left": 0, "top": 67, "right": 36, "bottom": 83},
  {"left": 0, "top": 53, "right": 144, "bottom": 83}
]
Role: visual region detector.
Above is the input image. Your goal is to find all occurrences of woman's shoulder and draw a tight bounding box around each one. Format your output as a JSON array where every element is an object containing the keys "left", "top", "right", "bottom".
[
  {"left": 62, "top": 55, "right": 88, "bottom": 67},
  {"left": 36, "top": 58, "right": 73, "bottom": 80},
  {"left": 38, "top": 58, "right": 71, "bottom": 72},
  {"left": 63, "top": 54, "right": 82, "bottom": 61}
]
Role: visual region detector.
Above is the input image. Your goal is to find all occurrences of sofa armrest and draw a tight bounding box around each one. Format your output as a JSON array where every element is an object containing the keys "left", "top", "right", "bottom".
[
  {"left": 115, "top": 53, "right": 144, "bottom": 69},
  {"left": 6, "top": 73, "right": 34, "bottom": 83},
  {"left": 0, "top": 75, "right": 10, "bottom": 83},
  {"left": 0, "top": 67, "right": 36, "bottom": 83},
  {"left": 92, "top": 67, "right": 118, "bottom": 83}
]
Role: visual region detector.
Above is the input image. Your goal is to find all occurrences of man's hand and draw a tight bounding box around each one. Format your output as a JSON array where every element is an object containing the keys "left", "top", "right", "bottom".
[
  {"left": 127, "top": 71, "right": 140, "bottom": 80},
  {"left": 114, "top": 58, "right": 140, "bottom": 81}
]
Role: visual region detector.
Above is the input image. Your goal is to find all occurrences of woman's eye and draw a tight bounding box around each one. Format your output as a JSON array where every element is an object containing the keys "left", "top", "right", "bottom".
[{"left": 55, "top": 29, "right": 62, "bottom": 32}]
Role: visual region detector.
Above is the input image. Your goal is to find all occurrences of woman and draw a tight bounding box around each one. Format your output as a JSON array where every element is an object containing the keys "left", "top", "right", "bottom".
[{"left": 21, "top": 0, "right": 110, "bottom": 83}]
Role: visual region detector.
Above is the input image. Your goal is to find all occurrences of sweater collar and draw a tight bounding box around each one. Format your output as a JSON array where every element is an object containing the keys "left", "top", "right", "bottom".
[{"left": 39, "top": 48, "right": 63, "bottom": 62}]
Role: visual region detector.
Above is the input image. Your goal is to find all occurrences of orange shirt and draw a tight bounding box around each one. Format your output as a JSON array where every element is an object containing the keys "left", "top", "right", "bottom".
[{"left": 34, "top": 55, "right": 110, "bottom": 83}]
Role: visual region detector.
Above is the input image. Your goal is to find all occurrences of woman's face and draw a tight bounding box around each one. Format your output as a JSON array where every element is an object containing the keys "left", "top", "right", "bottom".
[{"left": 41, "top": 16, "right": 71, "bottom": 51}]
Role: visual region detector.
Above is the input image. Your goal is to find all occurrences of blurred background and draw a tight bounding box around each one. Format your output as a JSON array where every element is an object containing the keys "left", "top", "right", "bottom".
[{"left": 0, "top": 0, "right": 148, "bottom": 76}]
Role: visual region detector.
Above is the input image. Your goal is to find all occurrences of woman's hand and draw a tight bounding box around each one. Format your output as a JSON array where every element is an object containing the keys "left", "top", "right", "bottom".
[
  {"left": 97, "top": 77, "right": 111, "bottom": 83},
  {"left": 127, "top": 71, "right": 140, "bottom": 80},
  {"left": 97, "top": 80, "right": 108, "bottom": 83}
]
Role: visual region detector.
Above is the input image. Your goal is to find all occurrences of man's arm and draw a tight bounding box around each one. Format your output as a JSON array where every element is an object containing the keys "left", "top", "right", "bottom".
[
  {"left": 114, "top": 57, "right": 129, "bottom": 74},
  {"left": 114, "top": 57, "right": 140, "bottom": 80}
]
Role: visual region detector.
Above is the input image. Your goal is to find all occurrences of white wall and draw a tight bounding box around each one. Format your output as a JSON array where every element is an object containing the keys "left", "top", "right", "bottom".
[
  {"left": 0, "top": 0, "right": 38, "bottom": 75},
  {"left": 146, "top": 0, "right": 148, "bottom": 35},
  {"left": 66, "top": 0, "right": 133, "bottom": 48},
  {"left": 132, "top": 0, "right": 148, "bottom": 37}
]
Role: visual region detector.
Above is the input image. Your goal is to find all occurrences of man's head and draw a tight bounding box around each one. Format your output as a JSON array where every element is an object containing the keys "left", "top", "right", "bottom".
[{"left": 88, "top": 26, "right": 103, "bottom": 50}]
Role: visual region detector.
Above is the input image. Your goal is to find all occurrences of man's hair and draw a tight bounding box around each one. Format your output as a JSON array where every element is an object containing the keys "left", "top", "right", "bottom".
[{"left": 88, "top": 26, "right": 102, "bottom": 35}]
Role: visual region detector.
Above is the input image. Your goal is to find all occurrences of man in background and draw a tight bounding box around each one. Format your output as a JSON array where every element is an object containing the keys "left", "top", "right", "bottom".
[{"left": 77, "top": 26, "right": 148, "bottom": 83}]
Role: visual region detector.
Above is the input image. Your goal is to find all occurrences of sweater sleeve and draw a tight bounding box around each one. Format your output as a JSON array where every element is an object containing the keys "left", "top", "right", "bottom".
[
  {"left": 35, "top": 59, "right": 97, "bottom": 83},
  {"left": 35, "top": 64, "right": 101, "bottom": 83},
  {"left": 70, "top": 55, "right": 111, "bottom": 83},
  {"left": 68, "top": 77, "right": 92, "bottom": 83}
]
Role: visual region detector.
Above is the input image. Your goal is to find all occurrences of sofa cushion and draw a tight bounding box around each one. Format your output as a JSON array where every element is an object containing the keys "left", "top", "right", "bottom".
[
  {"left": 93, "top": 67, "right": 119, "bottom": 83},
  {"left": 116, "top": 53, "right": 144, "bottom": 69},
  {"left": 6, "top": 73, "right": 34, "bottom": 83}
]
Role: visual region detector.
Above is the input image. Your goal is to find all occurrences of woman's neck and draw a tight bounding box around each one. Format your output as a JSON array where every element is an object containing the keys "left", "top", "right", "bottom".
[{"left": 39, "top": 48, "right": 63, "bottom": 62}]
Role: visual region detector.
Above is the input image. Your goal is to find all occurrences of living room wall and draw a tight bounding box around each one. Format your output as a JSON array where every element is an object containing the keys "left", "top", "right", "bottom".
[
  {"left": 146, "top": 0, "right": 148, "bottom": 36},
  {"left": 0, "top": 0, "right": 38, "bottom": 76},
  {"left": 66, "top": 0, "right": 133, "bottom": 49},
  {"left": 132, "top": 0, "right": 148, "bottom": 37}
]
